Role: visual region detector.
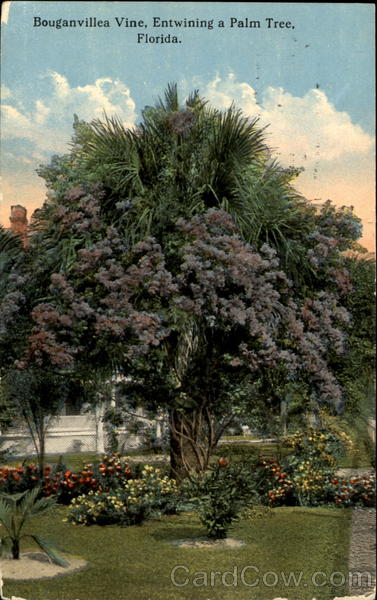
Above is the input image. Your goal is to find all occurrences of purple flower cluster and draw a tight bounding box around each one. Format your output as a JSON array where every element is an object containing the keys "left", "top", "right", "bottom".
[{"left": 12, "top": 207, "right": 348, "bottom": 411}]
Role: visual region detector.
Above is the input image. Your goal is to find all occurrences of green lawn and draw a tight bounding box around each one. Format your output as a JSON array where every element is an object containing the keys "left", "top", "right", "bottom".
[{"left": 4, "top": 506, "right": 352, "bottom": 600}]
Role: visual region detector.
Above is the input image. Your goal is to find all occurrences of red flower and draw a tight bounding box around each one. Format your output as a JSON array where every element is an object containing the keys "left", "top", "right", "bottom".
[{"left": 218, "top": 458, "right": 229, "bottom": 467}]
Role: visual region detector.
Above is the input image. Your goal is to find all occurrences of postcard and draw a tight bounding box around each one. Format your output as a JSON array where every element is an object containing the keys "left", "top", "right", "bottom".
[{"left": 0, "top": 3, "right": 375, "bottom": 600}]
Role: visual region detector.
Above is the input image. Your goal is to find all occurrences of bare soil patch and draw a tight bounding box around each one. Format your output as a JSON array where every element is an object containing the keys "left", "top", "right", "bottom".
[
  {"left": 0, "top": 552, "right": 88, "bottom": 580},
  {"left": 172, "top": 536, "right": 245, "bottom": 549}
]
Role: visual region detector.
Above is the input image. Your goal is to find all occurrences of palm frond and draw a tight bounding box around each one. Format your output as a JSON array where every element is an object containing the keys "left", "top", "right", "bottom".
[
  {"left": 0, "top": 536, "right": 11, "bottom": 557},
  {"left": 0, "top": 225, "right": 23, "bottom": 255},
  {"left": 29, "top": 534, "right": 69, "bottom": 567},
  {"left": 157, "top": 82, "right": 179, "bottom": 113},
  {"left": 0, "top": 498, "right": 12, "bottom": 534},
  {"left": 20, "top": 489, "right": 55, "bottom": 520}
]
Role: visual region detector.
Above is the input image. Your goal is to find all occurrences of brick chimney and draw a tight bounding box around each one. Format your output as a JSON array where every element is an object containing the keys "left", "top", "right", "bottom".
[{"left": 9, "top": 205, "right": 28, "bottom": 247}]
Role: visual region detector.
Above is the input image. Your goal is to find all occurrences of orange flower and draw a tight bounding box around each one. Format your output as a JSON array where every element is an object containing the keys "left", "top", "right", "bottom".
[{"left": 218, "top": 458, "right": 229, "bottom": 467}]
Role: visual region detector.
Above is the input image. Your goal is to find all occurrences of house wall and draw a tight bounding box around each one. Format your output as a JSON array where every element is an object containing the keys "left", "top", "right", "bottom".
[{"left": 2, "top": 414, "right": 105, "bottom": 457}]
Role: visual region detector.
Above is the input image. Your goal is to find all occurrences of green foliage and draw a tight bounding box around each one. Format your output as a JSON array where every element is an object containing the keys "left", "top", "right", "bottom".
[
  {"left": 1, "top": 367, "right": 69, "bottom": 474},
  {"left": 245, "top": 427, "right": 375, "bottom": 508},
  {"left": 76, "top": 84, "right": 269, "bottom": 246},
  {"left": 184, "top": 459, "right": 261, "bottom": 539},
  {"left": 280, "top": 428, "right": 349, "bottom": 506},
  {"left": 0, "top": 225, "right": 23, "bottom": 288},
  {"left": 67, "top": 465, "right": 180, "bottom": 526},
  {"left": 0, "top": 487, "right": 67, "bottom": 565},
  {"left": 324, "top": 473, "right": 376, "bottom": 507},
  {"left": 332, "top": 254, "right": 375, "bottom": 416}
]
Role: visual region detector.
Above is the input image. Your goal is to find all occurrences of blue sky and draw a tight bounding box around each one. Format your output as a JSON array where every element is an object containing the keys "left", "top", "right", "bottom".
[{"left": 1, "top": 1, "right": 375, "bottom": 248}]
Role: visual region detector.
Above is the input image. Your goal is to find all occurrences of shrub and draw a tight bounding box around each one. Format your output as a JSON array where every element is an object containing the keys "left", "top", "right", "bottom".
[
  {"left": 0, "top": 464, "right": 40, "bottom": 494},
  {"left": 280, "top": 428, "right": 351, "bottom": 506},
  {"left": 0, "top": 454, "right": 135, "bottom": 504},
  {"left": 248, "top": 429, "right": 375, "bottom": 508},
  {"left": 46, "top": 454, "right": 133, "bottom": 503},
  {"left": 185, "top": 459, "right": 260, "bottom": 539},
  {"left": 66, "top": 489, "right": 144, "bottom": 526},
  {"left": 255, "top": 457, "right": 296, "bottom": 506},
  {"left": 67, "top": 465, "right": 180, "bottom": 526},
  {"left": 124, "top": 465, "right": 180, "bottom": 515},
  {"left": 43, "top": 464, "right": 99, "bottom": 503},
  {"left": 325, "top": 473, "right": 376, "bottom": 507}
]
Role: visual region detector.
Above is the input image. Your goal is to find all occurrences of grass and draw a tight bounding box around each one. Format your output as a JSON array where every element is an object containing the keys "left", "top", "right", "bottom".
[{"left": 3, "top": 505, "right": 352, "bottom": 600}]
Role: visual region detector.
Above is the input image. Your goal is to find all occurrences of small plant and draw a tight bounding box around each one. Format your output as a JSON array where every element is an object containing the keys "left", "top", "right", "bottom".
[
  {"left": 0, "top": 488, "right": 67, "bottom": 565},
  {"left": 186, "top": 459, "right": 260, "bottom": 539}
]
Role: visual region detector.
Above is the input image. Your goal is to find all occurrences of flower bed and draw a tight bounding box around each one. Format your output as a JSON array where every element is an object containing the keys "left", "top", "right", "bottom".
[
  {"left": 0, "top": 453, "right": 133, "bottom": 503},
  {"left": 67, "top": 465, "right": 180, "bottom": 526}
]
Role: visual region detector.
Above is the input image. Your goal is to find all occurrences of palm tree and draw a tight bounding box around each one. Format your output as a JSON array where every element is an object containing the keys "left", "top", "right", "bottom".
[
  {"left": 0, "top": 488, "right": 68, "bottom": 565},
  {"left": 74, "top": 84, "right": 268, "bottom": 241},
  {"left": 69, "top": 84, "right": 318, "bottom": 286}
]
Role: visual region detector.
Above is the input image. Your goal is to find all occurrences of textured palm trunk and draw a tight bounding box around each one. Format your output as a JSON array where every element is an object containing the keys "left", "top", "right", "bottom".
[{"left": 168, "top": 406, "right": 217, "bottom": 481}]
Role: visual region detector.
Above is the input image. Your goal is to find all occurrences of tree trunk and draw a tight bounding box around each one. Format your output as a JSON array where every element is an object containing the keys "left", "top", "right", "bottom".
[
  {"left": 11, "top": 538, "right": 20, "bottom": 560},
  {"left": 37, "top": 421, "right": 46, "bottom": 480},
  {"left": 168, "top": 407, "right": 216, "bottom": 481}
]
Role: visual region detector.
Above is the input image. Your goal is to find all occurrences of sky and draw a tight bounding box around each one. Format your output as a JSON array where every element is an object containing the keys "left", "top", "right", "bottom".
[{"left": 1, "top": 1, "right": 375, "bottom": 250}]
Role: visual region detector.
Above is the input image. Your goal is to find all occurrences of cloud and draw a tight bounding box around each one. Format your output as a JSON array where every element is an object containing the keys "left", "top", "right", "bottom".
[
  {"left": 1, "top": 73, "right": 138, "bottom": 230},
  {"left": 196, "top": 73, "right": 375, "bottom": 250},
  {"left": 1, "top": 72, "right": 137, "bottom": 155},
  {"left": 200, "top": 73, "right": 374, "bottom": 166}
]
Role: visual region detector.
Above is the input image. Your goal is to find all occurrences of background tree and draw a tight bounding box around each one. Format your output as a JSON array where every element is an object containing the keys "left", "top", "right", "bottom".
[
  {"left": 0, "top": 213, "right": 96, "bottom": 471},
  {"left": 1, "top": 367, "right": 69, "bottom": 475}
]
